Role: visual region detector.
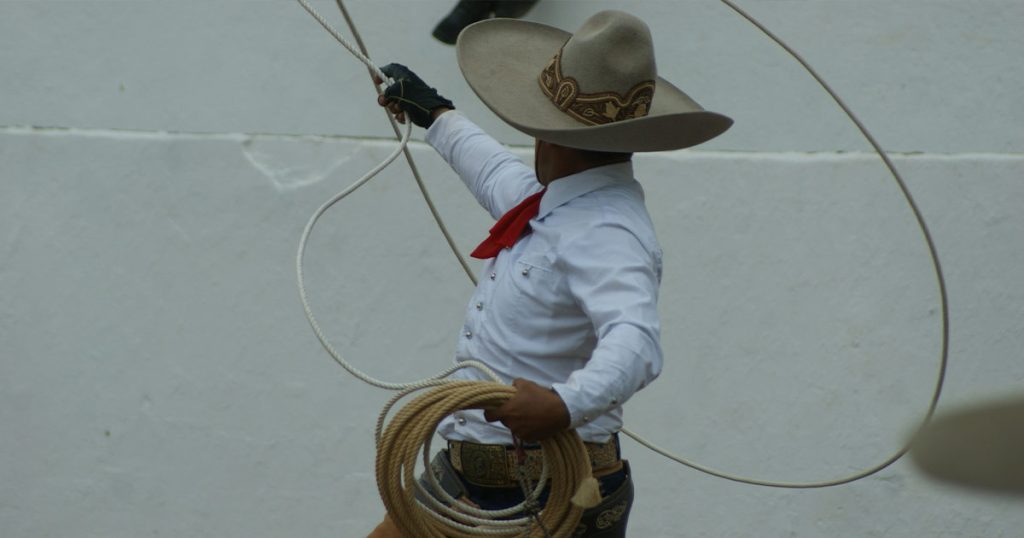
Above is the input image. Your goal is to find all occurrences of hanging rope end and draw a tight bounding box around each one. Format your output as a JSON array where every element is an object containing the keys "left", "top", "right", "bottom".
[{"left": 570, "top": 476, "right": 602, "bottom": 509}]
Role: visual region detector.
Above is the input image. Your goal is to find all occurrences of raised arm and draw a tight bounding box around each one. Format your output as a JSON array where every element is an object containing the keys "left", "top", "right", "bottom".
[
  {"left": 426, "top": 112, "right": 538, "bottom": 219},
  {"left": 375, "top": 63, "right": 538, "bottom": 219}
]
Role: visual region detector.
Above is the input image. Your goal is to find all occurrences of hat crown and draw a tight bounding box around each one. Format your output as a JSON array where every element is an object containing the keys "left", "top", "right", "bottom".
[{"left": 560, "top": 11, "right": 657, "bottom": 97}]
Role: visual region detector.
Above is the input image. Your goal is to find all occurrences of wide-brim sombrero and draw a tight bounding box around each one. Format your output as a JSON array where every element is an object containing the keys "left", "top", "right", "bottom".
[{"left": 455, "top": 14, "right": 733, "bottom": 153}]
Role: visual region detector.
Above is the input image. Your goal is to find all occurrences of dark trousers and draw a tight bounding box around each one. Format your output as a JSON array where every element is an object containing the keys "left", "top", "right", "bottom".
[{"left": 418, "top": 450, "right": 634, "bottom": 537}]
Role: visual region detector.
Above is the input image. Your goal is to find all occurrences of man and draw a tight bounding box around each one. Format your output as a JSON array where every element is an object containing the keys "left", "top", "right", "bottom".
[{"left": 368, "top": 10, "right": 731, "bottom": 537}]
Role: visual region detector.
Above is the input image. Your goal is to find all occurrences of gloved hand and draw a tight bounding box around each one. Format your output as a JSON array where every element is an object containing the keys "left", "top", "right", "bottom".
[{"left": 377, "top": 63, "right": 455, "bottom": 128}]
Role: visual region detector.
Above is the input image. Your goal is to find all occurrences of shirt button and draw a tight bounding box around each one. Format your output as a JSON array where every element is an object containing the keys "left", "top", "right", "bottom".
[
  {"left": 457, "top": 417, "right": 467, "bottom": 425},
  {"left": 475, "top": 302, "right": 483, "bottom": 310},
  {"left": 582, "top": 416, "right": 590, "bottom": 423},
  {"left": 489, "top": 272, "right": 496, "bottom": 280},
  {"left": 521, "top": 267, "right": 530, "bottom": 276},
  {"left": 464, "top": 330, "right": 472, "bottom": 339},
  {"left": 611, "top": 399, "right": 619, "bottom": 406}
]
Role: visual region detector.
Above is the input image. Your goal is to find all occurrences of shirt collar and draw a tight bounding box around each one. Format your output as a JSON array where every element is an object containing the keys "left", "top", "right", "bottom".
[{"left": 537, "top": 161, "right": 634, "bottom": 219}]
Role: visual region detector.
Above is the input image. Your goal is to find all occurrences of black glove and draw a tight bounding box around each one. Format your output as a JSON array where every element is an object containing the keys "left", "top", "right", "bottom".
[{"left": 380, "top": 63, "right": 455, "bottom": 128}]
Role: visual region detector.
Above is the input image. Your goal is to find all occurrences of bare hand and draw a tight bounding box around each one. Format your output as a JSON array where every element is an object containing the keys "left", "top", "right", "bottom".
[{"left": 483, "top": 378, "right": 571, "bottom": 442}]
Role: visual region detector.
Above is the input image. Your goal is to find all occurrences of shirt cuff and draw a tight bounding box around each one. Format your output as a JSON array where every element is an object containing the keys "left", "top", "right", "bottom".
[
  {"left": 425, "top": 109, "right": 462, "bottom": 151},
  {"left": 550, "top": 340, "right": 657, "bottom": 429}
]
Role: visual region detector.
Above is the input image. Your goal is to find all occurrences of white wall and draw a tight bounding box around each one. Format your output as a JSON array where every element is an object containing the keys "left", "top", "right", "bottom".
[{"left": 2, "top": 1, "right": 1021, "bottom": 536}]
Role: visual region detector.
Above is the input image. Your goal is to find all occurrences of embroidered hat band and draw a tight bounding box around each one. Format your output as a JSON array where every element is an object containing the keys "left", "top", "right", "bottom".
[{"left": 539, "top": 47, "right": 656, "bottom": 126}]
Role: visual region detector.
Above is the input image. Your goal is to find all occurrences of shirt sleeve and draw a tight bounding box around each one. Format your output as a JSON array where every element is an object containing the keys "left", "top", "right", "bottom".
[
  {"left": 425, "top": 111, "right": 540, "bottom": 219},
  {"left": 550, "top": 217, "right": 664, "bottom": 429}
]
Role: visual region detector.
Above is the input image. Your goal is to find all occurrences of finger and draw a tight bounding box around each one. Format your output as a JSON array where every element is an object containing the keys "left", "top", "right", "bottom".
[
  {"left": 486, "top": 398, "right": 514, "bottom": 422},
  {"left": 517, "top": 431, "right": 537, "bottom": 443},
  {"left": 385, "top": 104, "right": 405, "bottom": 124},
  {"left": 377, "top": 95, "right": 389, "bottom": 107},
  {"left": 509, "top": 421, "right": 536, "bottom": 442}
]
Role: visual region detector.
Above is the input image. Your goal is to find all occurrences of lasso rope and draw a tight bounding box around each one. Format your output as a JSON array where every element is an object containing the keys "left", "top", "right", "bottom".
[
  {"left": 295, "top": 0, "right": 487, "bottom": 391},
  {"left": 294, "top": 0, "right": 950, "bottom": 529}
]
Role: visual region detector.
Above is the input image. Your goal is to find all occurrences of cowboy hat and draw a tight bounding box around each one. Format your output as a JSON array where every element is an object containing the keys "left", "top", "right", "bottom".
[{"left": 455, "top": 10, "right": 733, "bottom": 152}]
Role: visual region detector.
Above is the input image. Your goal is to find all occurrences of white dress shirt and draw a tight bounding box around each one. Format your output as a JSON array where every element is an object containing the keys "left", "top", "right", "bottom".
[{"left": 426, "top": 111, "right": 663, "bottom": 444}]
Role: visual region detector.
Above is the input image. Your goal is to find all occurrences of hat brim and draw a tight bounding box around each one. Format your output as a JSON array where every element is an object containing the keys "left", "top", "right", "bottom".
[{"left": 456, "top": 18, "right": 733, "bottom": 152}]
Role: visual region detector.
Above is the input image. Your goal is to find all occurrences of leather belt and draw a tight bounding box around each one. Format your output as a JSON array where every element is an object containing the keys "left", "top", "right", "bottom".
[{"left": 448, "top": 434, "right": 620, "bottom": 487}]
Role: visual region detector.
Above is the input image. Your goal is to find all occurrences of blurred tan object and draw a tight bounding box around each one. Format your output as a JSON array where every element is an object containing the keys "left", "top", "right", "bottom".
[{"left": 910, "top": 396, "right": 1024, "bottom": 494}]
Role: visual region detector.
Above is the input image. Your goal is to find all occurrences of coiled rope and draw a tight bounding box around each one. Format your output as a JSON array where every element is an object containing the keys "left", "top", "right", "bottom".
[
  {"left": 294, "top": 0, "right": 950, "bottom": 529},
  {"left": 377, "top": 381, "right": 599, "bottom": 537}
]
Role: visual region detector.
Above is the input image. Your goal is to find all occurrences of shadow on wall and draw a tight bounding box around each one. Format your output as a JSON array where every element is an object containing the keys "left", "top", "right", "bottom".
[
  {"left": 910, "top": 395, "right": 1024, "bottom": 497},
  {"left": 433, "top": 0, "right": 541, "bottom": 44}
]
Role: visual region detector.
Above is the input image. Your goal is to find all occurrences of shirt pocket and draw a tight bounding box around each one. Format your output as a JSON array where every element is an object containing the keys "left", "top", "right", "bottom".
[
  {"left": 504, "top": 251, "right": 562, "bottom": 323},
  {"left": 503, "top": 250, "right": 594, "bottom": 356}
]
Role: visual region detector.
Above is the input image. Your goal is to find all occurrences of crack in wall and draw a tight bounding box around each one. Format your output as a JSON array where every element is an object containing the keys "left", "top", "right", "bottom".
[{"left": 240, "top": 135, "right": 358, "bottom": 193}]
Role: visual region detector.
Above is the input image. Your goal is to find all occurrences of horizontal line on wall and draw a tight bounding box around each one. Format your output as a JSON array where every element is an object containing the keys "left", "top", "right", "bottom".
[{"left": 2, "top": 124, "right": 1021, "bottom": 161}]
